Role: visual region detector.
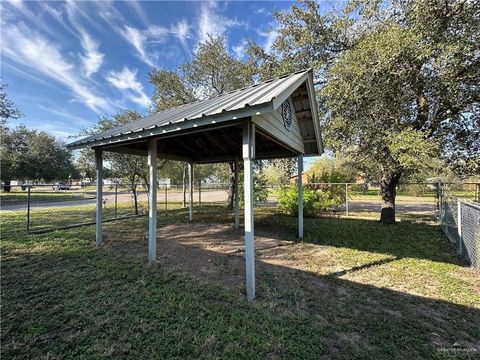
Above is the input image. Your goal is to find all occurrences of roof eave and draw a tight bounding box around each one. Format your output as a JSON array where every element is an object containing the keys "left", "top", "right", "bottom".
[
  {"left": 305, "top": 70, "right": 324, "bottom": 156},
  {"left": 67, "top": 102, "right": 275, "bottom": 150},
  {"left": 271, "top": 71, "right": 310, "bottom": 112}
]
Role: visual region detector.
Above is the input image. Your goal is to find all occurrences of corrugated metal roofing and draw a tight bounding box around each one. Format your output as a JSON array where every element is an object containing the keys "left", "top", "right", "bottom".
[{"left": 68, "top": 68, "right": 314, "bottom": 148}]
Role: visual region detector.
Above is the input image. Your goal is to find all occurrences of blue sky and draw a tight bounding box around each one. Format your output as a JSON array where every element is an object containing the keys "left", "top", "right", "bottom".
[{"left": 1, "top": 0, "right": 324, "bottom": 168}]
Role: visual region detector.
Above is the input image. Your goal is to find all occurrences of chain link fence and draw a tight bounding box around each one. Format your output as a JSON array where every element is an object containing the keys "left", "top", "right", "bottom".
[
  {"left": 2, "top": 181, "right": 479, "bottom": 272},
  {"left": 439, "top": 183, "right": 480, "bottom": 272},
  {"left": 301, "top": 182, "right": 441, "bottom": 221},
  {"left": 1, "top": 183, "right": 230, "bottom": 236}
]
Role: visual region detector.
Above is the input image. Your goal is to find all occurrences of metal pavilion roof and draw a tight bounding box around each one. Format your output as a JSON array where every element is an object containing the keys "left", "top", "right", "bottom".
[{"left": 68, "top": 68, "right": 321, "bottom": 153}]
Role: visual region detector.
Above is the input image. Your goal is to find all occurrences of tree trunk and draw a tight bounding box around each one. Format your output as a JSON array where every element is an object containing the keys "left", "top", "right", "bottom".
[
  {"left": 3, "top": 179, "right": 11, "bottom": 192},
  {"left": 182, "top": 164, "right": 187, "bottom": 208},
  {"left": 133, "top": 184, "right": 138, "bottom": 215},
  {"left": 379, "top": 171, "right": 401, "bottom": 224},
  {"left": 142, "top": 176, "right": 150, "bottom": 212},
  {"left": 226, "top": 162, "right": 235, "bottom": 209}
]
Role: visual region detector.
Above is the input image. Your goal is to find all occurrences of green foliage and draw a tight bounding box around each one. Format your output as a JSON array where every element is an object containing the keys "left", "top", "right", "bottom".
[
  {"left": 306, "top": 156, "right": 357, "bottom": 183},
  {"left": 322, "top": 24, "right": 440, "bottom": 178},
  {"left": 1, "top": 125, "right": 75, "bottom": 184},
  {"left": 88, "top": 110, "right": 150, "bottom": 186},
  {"left": 183, "top": 35, "right": 253, "bottom": 98},
  {"left": 150, "top": 35, "right": 253, "bottom": 107},
  {"left": 277, "top": 184, "right": 345, "bottom": 217},
  {"left": 262, "top": 158, "right": 297, "bottom": 185},
  {"left": 0, "top": 83, "right": 22, "bottom": 124},
  {"left": 266, "top": 0, "right": 480, "bottom": 221},
  {"left": 239, "top": 172, "right": 269, "bottom": 204},
  {"left": 148, "top": 70, "right": 195, "bottom": 112},
  {"left": 278, "top": 185, "right": 320, "bottom": 217}
]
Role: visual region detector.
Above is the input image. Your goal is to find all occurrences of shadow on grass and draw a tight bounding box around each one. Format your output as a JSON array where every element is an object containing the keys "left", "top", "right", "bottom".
[
  {"left": 103, "top": 204, "right": 462, "bottom": 267},
  {"left": 252, "top": 210, "right": 462, "bottom": 266},
  {"left": 1, "top": 220, "right": 479, "bottom": 359}
]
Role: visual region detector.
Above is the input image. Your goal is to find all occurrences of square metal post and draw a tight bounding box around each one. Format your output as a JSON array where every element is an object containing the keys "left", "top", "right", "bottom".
[
  {"left": 148, "top": 139, "right": 158, "bottom": 263},
  {"left": 189, "top": 162, "right": 194, "bottom": 221},
  {"left": 345, "top": 183, "right": 349, "bottom": 216},
  {"left": 243, "top": 122, "right": 255, "bottom": 301},
  {"left": 95, "top": 148, "right": 103, "bottom": 246},
  {"left": 298, "top": 154, "right": 304, "bottom": 239},
  {"left": 26, "top": 186, "right": 31, "bottom": 233},
  {"left": 234, "top": 155, "right": 240, "bottom": 228}
]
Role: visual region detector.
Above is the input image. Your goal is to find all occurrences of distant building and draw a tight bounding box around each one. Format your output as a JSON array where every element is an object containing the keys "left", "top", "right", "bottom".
[
  {"left": 158, "top": 178, "right": 171, "bottom": 188},
  {"left": 289, "top": 173, "right": 308, "bottom": 185}
]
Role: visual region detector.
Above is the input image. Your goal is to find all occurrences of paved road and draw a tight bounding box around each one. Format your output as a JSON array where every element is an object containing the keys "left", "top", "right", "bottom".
[
  {"left": 342, "top": 200, "right": 436, "bottom": 215},
  {"left": 1, "top": 190, "right": 229, "bottom": 211}
]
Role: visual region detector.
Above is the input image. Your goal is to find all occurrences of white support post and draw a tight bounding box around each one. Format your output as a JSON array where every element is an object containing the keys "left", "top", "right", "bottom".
[
  {"left": 243, "top": 122, "right": 255, "bottom": 301},
  {"left": 298, "top": 154, "right": 304, "bottom": 240},
  {"left": 189, "top": 162, "right": 194, "bottom": 221},
  {"left": 234, "top": 156, "right": 240, "bottom": 228},
  {"left": 95, "top": 149, "right": 103, "bottom": 246},
  {"left": 148, "top": 139, "right": 158, "bottom": 264}
]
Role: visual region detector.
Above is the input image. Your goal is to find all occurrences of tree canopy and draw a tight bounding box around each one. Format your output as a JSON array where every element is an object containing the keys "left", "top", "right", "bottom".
[
  {"left": 1, "top": 125, "right": 75, "bottom": 187},
  {"left": 254, "top": 0, "right": 480, "bottom": 222},
  {"left": 149, "top": 35, "right": 253, "bottom": 113},
  {"left": 0, "top": 83, "right": 22, "bottom": 125}
]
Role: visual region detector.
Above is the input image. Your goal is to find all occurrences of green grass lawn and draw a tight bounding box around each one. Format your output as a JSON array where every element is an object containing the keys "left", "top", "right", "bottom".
[{"left": 1, "top": 205, "right": 479, "bottom": 359}]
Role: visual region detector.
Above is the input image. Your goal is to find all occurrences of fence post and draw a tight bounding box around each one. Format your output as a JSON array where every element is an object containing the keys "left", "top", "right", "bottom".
[
  {"left": 115, "top": 184, "right": 118, "bottom": 218},
  {"left": 345, "top": 183, "right": 349, "bottom": 216},
  {"left": 444, "top": 190, "right": 448, "bottom": 235},
  {"left": 435, "top": 182, "right": 440, "bottom": 222},
  {"left": 457, "top": 198, "right": 463, "bottom": 256},
  {"left": 164, "top": 186, "right": 167, "bottom": 211},
  {"left": 26, "top": 186, "right": 31, "bottom": 233},
  {"left": 198, "top": 181, "right": 201, "bottom": 206}
]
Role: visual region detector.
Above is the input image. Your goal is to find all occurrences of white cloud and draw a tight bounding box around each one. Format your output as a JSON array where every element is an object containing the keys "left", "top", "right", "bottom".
[
  {"left": 232, "top": 40, "right": 247, "bottom": 59},
  {"left": 171, "top": 19, "right": 191, "bottom": 55},
  {"left": 97, "top": 2, "right": 192, "bottom": 62},
  {"left": 4, "top": 0, "right": 57, "bottom": 36},
  {"left": 254, "top": 8, "right": 268, "bottom": 15},
  {"left": 79, "top": 31, "right": 104, "bottom": 77},
  {"left": 117, "top": 22, "right": 192, "bottom": 65},
  {"left": 118, "top": 25, "right": 168, "bottom": 67},
  {"left": 63, "top": 1, "right": 104, "bottom": 76},
  {"left": 258, "top": 29, "right": 278, "bottom": 53},
  {"left": 126, "top": 0, "right": 150, "bottom": 26},
  {"left": 1, "top": 23, "right": 112, "bottom": 113},
  {"left": 197, "top": 1, "right": 245, "bottom": 43},
  {"left": 106, "top": 67, "right": 151, "bottom": 108},
  {"left": 37, "top": 104, "right": 91, "bottom": 126},
  {"left": 171, "top": 19, "right": 190, "bottom": 41},
  {"left": 40, "top": 2, "right": 105, "bottom": 77}
]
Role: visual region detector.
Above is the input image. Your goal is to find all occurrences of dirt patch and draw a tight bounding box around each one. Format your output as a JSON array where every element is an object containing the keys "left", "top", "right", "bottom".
[{"left": 155, "top": 223, "right": 295, "bottom": 291}]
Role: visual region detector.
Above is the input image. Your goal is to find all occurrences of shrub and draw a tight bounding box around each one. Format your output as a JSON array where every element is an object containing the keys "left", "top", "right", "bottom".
[
  {"left": 239, "top": 172, "right": 269, "bottom": 204},
  {"left": 277, "top": 185, "right": 345, "bottom": 217},
  {"left": 277, "top": 185, "right": 320, "bottom": 217}
]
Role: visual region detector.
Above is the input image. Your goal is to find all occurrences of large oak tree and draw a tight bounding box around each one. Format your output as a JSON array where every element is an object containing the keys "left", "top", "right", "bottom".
[{"left": 256, "top": 0, "right": 479, "bottom": 223}]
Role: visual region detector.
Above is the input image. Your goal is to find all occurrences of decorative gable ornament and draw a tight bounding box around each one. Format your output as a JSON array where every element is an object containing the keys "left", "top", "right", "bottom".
[{"left": 281, "top": 100, "right": 293, "bottom": 131}]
